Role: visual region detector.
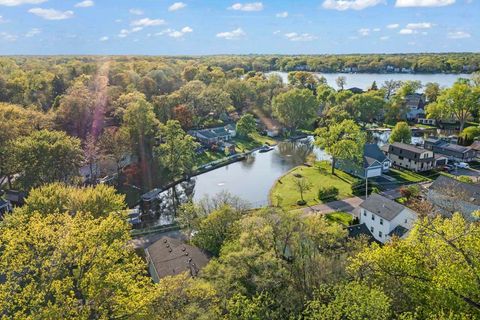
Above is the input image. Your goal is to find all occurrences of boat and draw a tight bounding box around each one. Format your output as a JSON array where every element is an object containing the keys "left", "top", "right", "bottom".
[{"left": 259, "top": 145, "right": 274, "bottom": 153}]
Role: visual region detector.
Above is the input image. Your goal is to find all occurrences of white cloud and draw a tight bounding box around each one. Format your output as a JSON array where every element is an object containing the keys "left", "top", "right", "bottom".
[
  {"left": 406, "top": 22, "right": 433, "bottom": 29},
  {"left": 229, "top": 2, "right": 264, "bottom": 11},
  {"left": 399, "top": 28, "right": 415, "bottom": 34},
  {"left": 322, "top": 0, "right": 385, "bottom": 10},
  {"left": 284, "top": 32, "right": 317, "bottom": 41},
  {"left": 0, "top": 32, "right": 17, "bottom": 41},
  {"left": 447, "top": 31, "right": 471, "bottom": 39},
  {"left": 131, "top": 18, "right": 165, "bottom": 27},
  {"left": 358, "top": 28, "right": 370, "bottom": 36},
  {"left": 168, "top": 2, "right": 187, "bottom": 11},
  {"left": 380, "top": 35, "right": 390, "bottom": 40},
  {"left": 373, "top": 28, "right": 381, "bottom": 32},
  {"left": 395, "top": 0, "right": 454, "bottom": 6},
  {"left": 216, "top": 28, "right": 246, "bottom": 40},
  {"left": 118, "top": 29, "right": 129, "bottom": 38},
  {"left": 156, "top": 26, "right": 193, "bottom": 38},
  {"left": 131, "top": 27, "right": 143, "bottom": 32},
  {"left": 28, "top": 8, "right": 74, "bottom": 20},
  {"left": 386, "top": 23, "right": 399, "bottom": 29},
  {"left": 0, "top": 15, "right": 7, "bottom": 23},
  {"left": 75, "top": 0, "right": 94, "bottom": 8},
  {"left": 25, "top": 28, "right": 41, "bottom": 37},
  {"left": 129, "top": 8, "right": 143, "bottom": 15},
  {"left": 276, "top": 11, "right": 288, "bottom": 18},
  {"left": 0, "top": 0, "right": 45, "bottom": 6},
  {"left": 99, "top": 36, "right": 109, "bottom": 41}
]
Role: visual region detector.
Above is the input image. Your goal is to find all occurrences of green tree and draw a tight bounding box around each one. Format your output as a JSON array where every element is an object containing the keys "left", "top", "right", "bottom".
[
  {"left": 13, "top": 129, "right": 83, "bottom": 190},
  {"left": 288, "top": 71, "right": 321, "bottom": 92},
  {"left": 350, "top": 213, "right": 480, "bottom": 317},
  {"left": 431, "top": 81, "right": 480, "bottom": 131},
  {"left": 336, "top": 76, "right": 347, "bottom": 90},
  {"left": 424, "top": 82, "right": 441, "bottom": 103},
  {"left": 344, "top": 92, "right": 386, "bottom": 126},
  {"left": 293, "top": 177, "right": 312, "bottom": 204},
  {"left": 389, "top": 121, "right": 412, "bottom": 143},
  {"left": 99, "top": 126, "right": 131, "bottom": 176},
  {"left": 272, "top": 88, "right": 317, "bottom": 132},
  {"left": 192, "top": 205, "right": 244, "bottom": 256},
  {"left": 303, "top": 282, "right": 392, "bottom": 320},
  {"left": 315, "top": 120, "right": 366, "bottom": 174},
  {"left": 236, "top": 113, "right": 257, "bottom": 138},
  {"left": 0, "top": 208, "right": 154, "bottom": 318},
  {"left": 156, "top": 120, "right": 199, "bottom": 180}
]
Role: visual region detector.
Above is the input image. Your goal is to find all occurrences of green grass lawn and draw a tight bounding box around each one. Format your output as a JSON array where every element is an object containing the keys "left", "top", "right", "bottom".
[
  {"left": 193, "top": 150, "right": 227, "bottom": 168},
  {"left": 325, "top": 211, "right": 353, "bottom": 226},
  {"left": 233, "top": 132, "right": 277, "bottom": 153},
  {"left": 386, "top": 168, "right": 431, "bottom": 184},
  {"left": 270, "top": 161, "right": 359, "bottom": 210}
]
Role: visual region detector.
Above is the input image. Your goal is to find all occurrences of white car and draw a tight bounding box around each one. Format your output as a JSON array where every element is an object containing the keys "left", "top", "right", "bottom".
[{"left": 455, "top": 162, "right": 470, "bottom": 169}]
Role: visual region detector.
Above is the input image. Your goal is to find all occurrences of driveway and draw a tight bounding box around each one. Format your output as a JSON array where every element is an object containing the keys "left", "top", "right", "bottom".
[{"left": 303, "top": 196, "right": 365, "bottom": 216}]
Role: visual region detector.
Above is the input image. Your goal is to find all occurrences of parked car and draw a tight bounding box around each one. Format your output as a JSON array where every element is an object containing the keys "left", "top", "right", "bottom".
[
  {"left": 455, "top": 162, "right": 470, "bottom": 169},
  {"left": 442, "top": 165, "right": 454, "bottom": 172}
]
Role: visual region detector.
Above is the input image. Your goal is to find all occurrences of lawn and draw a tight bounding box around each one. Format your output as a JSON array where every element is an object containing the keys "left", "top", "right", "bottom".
[
  {"left": 386, "top": 168, "right": 431, "bottom": 184},
  {"left": 270, "top": 161, "right": 359, "bottom": 210},
  {"left": 325, "top": 211, "right": 354, "bottom": 226},
  {"left": 233, "top": 132, "right": 277, "bottom": 153},
  {"left": 193, "top": 150, "right": 227, "bottom": 168}
]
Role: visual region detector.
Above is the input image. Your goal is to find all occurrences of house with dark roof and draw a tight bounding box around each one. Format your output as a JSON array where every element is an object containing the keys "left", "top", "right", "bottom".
[
  {"left": 359, "top": 193, "right": 417, "bottom": 243},
  {"left": 469, "top": 141, "right": 480, "bottom": 153},
  {"left": 346, "top": 223, "right": 377, "bottom": 243},
  {"left": 387, "top": 142, "right": 435, "bottom": 172},
  {"left": 424, "top": 137, "right": 476, "bottom": 162},
  {"left": 145, "top": 236, "right": 210, "bottom": 282},
  {"left": 190, "top": 125, "right": 236, "bottom": 145},
  {"left": 335, "top": 144, "right": 391, "bottom": 179},
  {"left": 427, "top": 175, "right": 480, "bottom": 222},
  {"left": 405, "top": 93, "right": 426, "bottom": 120}
]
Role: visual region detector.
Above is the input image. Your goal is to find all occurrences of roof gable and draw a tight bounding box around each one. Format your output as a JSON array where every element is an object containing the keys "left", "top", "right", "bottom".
[{"left": 360, "top": 193, "right": 407, "bottom": 221}]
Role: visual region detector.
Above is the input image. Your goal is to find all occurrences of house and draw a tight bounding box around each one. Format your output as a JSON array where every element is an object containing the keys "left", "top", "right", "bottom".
[
  {"left": 417, "top": 118, "right": 436, "bottom": 126},
  {"left": 145, "top": 236, "right": 210, "bottom": 283},
  {"left": 387, "top": 142, "right": 435, "bottom": 172},
  {"left": 469, "top": 141, "right": 480, "bottom": 154},
  {"left": 0, "top": 198, "right": 12, "bottom": 219},
  {"left": 427, "top": 175, "right": 480, "bottom": 222},
  {"left": 359, "top": 193, "right": 417, "bottom": 243},
  {"left": 335, "top": 144, "right": 391, "bottom": 179},
  {"left": 346, "top": 223, "right": 377, "bottom": 243},
  {"left": 190, "top": 124, "right": 236, "bottom": 145},
  {"left": 424, "top": 137, "right": 476, "bottom": 162},
  {"left": 405, "top": 93, "right": 426, "bottom": 120}
]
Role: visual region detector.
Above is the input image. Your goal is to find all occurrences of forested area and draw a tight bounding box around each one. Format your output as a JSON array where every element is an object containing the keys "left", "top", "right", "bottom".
[{"left": 1, "top": 55, "right": 480, "bottom": 319}]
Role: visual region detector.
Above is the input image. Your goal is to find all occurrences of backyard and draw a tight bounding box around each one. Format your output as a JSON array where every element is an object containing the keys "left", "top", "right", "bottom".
[{"left": 270, "top": 161, "right": 359, "bottom": 210}]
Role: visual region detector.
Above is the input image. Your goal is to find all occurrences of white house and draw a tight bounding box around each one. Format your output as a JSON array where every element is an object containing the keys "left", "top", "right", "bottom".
[{"left": 359, "top": 193, "right": 417, "bottom": 243}]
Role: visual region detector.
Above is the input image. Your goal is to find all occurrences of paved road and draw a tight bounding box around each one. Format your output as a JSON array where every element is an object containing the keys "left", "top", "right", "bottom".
[{"left": 303, "top": 196, "right": 365, "bottom": 215}]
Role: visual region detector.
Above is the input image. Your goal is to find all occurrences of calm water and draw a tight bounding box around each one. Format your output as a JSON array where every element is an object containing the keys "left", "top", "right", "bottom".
[
  {"left": 192, "top": 138, "right": 330, "bottom": 208},
  {"left": 269, "top": 71, "right": 471, "bottom": 90}
]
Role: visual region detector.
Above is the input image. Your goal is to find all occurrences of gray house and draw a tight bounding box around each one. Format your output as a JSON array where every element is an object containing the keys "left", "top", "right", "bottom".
[
  {"left": 190, "top": 125, "right": 236, "bottom": 145},
  {"left": 387, "top": 142, "right": 435, "bottom": 172},
  {"left": 145, "top": 236, "right": 210, "bottom": 283},
  {"left": 335, "top": 144, "right": 390, "bottom": 179},
  {"left": 427, "top": 175, "right": 480, "bottom": 221},
  {"left": 424, "top": 137, "right": 476, "bottom": 162}
]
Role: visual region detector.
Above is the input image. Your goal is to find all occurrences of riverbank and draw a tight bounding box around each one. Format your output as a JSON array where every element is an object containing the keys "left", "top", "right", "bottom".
[{"left": 269, "top": 161, "right": 360, "bottom": 211}]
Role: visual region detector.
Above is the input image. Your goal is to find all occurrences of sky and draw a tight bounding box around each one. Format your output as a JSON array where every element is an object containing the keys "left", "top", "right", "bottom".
[{"left": 0, "top": 0, "right": 478, "bottom": 55}]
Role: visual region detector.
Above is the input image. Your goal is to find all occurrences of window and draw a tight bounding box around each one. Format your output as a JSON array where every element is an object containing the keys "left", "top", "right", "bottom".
[
  {"left": 399, "top": 156, "right": 404, "bottom": 160},
  {"left": 370, "top": 226, "right": 374, "bottom": 233},
  {"left": 379, "top": 231, "right": 382, "bottom": 237},
  {"left": 363, "top": 210, "right": 366, "bottom": 216},
  {"left": 380, "top": 218, "right": 383, "bottom": 225},
  {"left": 404, "top": 219, "right": 408, "bottom": 224},
  {"left": 371, "top": 214, "right": 375, "bottom": 221}
]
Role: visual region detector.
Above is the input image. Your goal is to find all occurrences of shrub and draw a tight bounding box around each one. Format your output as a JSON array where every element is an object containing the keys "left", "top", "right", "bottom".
[
  {"left": 351, "top": 180, "right": 379, "bottom": 196},
  {"left": 318, "top": 186, "right": 339, "bottom": 201},
  {"left": 400, "top": 185, "right": 420, "bottom": 199}
]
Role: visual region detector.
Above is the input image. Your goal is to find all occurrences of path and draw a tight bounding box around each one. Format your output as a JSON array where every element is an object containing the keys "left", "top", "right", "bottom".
[{"left": 303, "top": 196, "right": 365, "bottom": 215}]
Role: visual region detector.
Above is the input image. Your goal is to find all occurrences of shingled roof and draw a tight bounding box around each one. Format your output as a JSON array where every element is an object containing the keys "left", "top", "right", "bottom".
[
  {"left": 146, "top": 236, "right": 210, "bottom": 280},
  {"left": 360, "top": 193, "right": 406, "bottom": 221},
  {"left": 429, "top": 175, "right": 480, "bottom": 206}
]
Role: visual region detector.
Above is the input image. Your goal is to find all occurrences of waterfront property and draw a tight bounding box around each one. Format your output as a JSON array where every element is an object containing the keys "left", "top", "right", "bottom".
[
  {"left": 359, "top": 193, "right": 417, "bottom": 243},
  {"left": 335, "top": 144, "right": 390, "bottom": 179},
  {"left": 190, "top": 124, "right": 236, "bottom": 145},
  {"left": 424, "top": 137, "right": 476, "bottom": 162},
  {"left": 427, "top": 175, "right": 480, "bottom": 222},
  {"left": 386, "top": 142, "right": 435, "bottom": 172},
  {"left": 145, "top": 236, "right": 210, "bottom": 282},
  {"left": 405, "top": 93, "right": 426, "bottom": 121}
]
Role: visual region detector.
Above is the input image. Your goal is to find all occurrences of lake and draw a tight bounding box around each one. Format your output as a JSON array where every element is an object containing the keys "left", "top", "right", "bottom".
[{"left": 269, "top": 71, "right": 471, "bottom": 90}]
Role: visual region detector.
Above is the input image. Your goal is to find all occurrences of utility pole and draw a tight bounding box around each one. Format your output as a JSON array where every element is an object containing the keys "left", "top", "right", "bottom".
[{"left": 365, "top": 173, "right": 368, "bottom": 199}]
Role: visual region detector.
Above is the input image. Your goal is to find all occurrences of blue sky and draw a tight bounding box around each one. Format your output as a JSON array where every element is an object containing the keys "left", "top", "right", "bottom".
[{"left": 0, "top": 0, "right": 478, "bottom": 55}]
